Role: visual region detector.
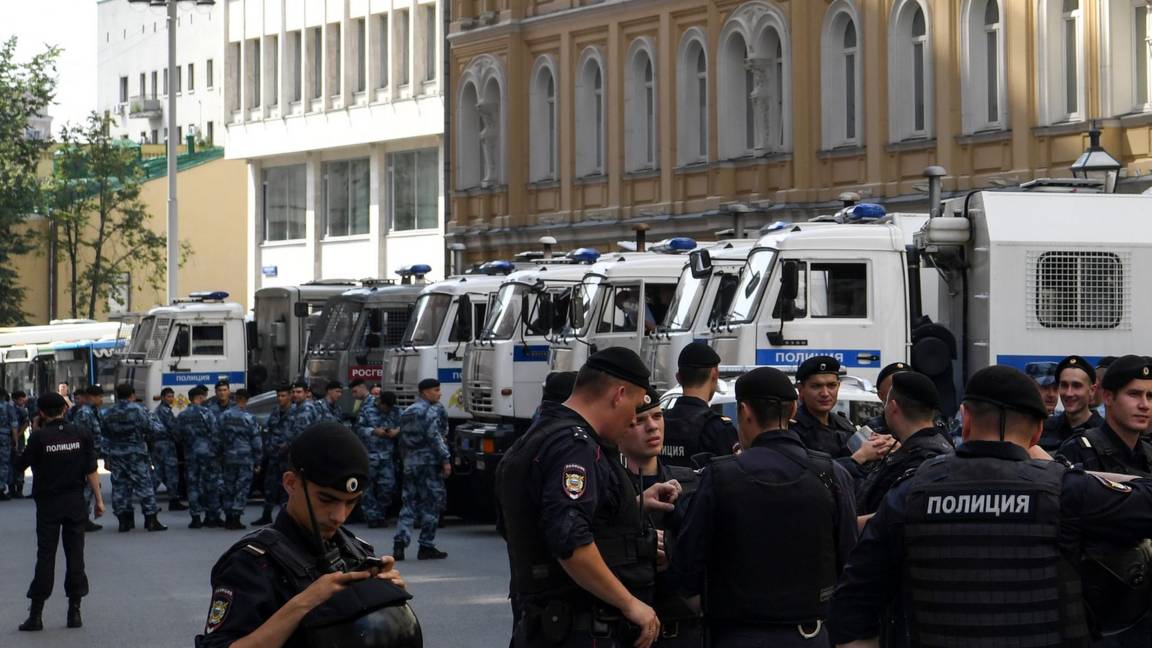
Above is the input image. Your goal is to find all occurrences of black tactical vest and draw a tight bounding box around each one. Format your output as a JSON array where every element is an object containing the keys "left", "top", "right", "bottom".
[
  {"left": 903, "top": 454, "right": 1090, "bottom": 647},
  {"left": 704, "top": 447, "right": 838, "bottom": 624},
  {"left": 497, "top": 416, "right": 657, "bottom": 603},
  {"left": 212, "top": 525, "right": 375, "bottom": 593},
  {"left": 1075, "top": 428, "right": 1152, "bottom": 478},
  {"left": 662, "top": 403, "right": 717, "bottom": 468}
]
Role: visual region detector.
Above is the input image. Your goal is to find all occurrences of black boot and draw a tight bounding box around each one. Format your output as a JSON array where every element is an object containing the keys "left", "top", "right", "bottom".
[
  {"left": 117, "top": 513, "right": 132, "bottom": 533},
  {"left": 84, "top": 519, "right": 102, "bottom": 532},
  {"left": 204, "top": 515, "right": 223, "bottom": 528},
  {"left": 18, "top": 599, "right": 44, "bottom": 632},
  {"left": 67, "top": 598, "right": 82, "bottom": 628},
  {"left": 188, "top": 515, "right": 203, "bottom": 529},
  {"left": 393, "top": 541, "right": 405, "bottom": 562},
  {"left": 168, "top": 499, "right": 188, "bottom": 511},
  {"left": 417, "top": 545, "right": 448, "bottom": 560},
  {"left": 252, "top": 507, "right": 274, "bottom": 526},
  {"left": 144, "top": 513, "right": 168, "bottom": 532}
]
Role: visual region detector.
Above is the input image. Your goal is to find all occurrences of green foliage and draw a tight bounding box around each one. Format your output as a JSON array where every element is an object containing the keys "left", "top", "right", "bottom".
[
  {"left": 46, "top": 112, "right": 189, "bottom": 320},
  {"left": 0, "top": 37, "right": 59, "bottom": 325}
]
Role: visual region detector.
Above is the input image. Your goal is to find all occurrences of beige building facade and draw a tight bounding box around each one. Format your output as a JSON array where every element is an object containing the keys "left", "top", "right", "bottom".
[{"left": 447, "top": 0, "right": 1152, "bottom": 260}]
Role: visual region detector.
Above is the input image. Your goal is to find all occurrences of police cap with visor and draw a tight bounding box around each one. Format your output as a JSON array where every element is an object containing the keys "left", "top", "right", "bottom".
[
  {"left": 736, "top": 367, "right": 797, "bottom": 403},
  {"left": 636, "top": 387, "right": 662, "bottom": 414},
  {"left": 678, "top": 342, "right": 721, "bottom": 369}
]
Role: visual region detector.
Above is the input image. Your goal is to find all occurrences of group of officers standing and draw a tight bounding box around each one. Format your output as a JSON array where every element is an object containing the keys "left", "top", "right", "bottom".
[{"left": 496, "top": 343, "right": 1152, "bottom": 648}]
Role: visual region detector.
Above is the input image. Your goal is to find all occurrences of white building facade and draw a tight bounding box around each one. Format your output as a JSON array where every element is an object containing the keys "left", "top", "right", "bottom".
[
  {"left": 223, "top": 0, "right": 447, "bottom": 302},
  {"left": 97, "top": 0, "right": 225, "bottom": 145}
]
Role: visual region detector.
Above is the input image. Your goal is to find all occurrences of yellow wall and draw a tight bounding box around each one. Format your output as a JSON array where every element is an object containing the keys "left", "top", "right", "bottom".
[{"left": 16, "top": 155, "right": 249, "bottom": 324}]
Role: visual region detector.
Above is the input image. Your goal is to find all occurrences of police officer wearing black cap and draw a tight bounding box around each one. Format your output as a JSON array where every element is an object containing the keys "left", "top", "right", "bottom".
[
  {"left": 830, "top": 365, "right": 1152, "bottom": 648},
  {"left": 197, "top": 422, "right": 413, "bottom": 648},
  {"left": 531, "top": 371, "right": 577, "bottom": 424},
  {"left": 791, "top": 356, "right": 892, "bottom": 475},
  {"left": 1039, "top": 355, "right": 1104, "bottom": 452},
  {"left": 854, "top": 372, "right": 953, "bottom": 517},
  {"left": 496, "top": 347, "right": 679, "bottom": 648},
  {"left": 1058, "top": 354, "right": 1152, "bottom": 477},
  {"left": 861, "top": 362, "right": 912, "bottom": 435},
  {"left": 662, "top": 342, "right": 739, "bottom": 467},
  {"left": 671, "top": 367, "right": 857, "bottom": 647}
]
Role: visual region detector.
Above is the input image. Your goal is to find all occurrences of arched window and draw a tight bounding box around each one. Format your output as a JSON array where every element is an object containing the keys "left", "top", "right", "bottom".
[
  {"left": 575, "top": 49, "right": 607, "bottom": 177},
  {"left": 1101, "top": 0, "right": 1152, "bottom": 116},
  {"left": 718, "top": 3, "right": 793, "bottom": 159},
  {"left": 625, "top": 41, "right": 658, "bottom": 171},
  {"left": 889, "top": 0, "right": 933, "bottom": 141},
  {"left": 718, "top": 31, "right": 752, "bottom": 159},
  {"left": 676, "top": 30, "right": 709, "bottom": 165},
  {"left": 821, "top": 2, "right": 862, "bottom": 148},
  {"left": 456, "top": 55, "right": 505, "bottom": 190},
  {"left": 754, "top": 25, "right": 788, "bottom": 151},
  {"left": 529, "top": 57, "right": 558, "bottom": 181},
  {"left": 962, "top": 0, "right": 1005, "bottom": 132},
  {"left": 1038, "top": 0, "right": 1084, "bottom": 123}
]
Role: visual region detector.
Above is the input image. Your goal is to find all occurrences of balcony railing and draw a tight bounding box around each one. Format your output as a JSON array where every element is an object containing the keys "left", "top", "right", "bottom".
[{"left": 128, "top": 96, "right": 163, "bottom": 119}]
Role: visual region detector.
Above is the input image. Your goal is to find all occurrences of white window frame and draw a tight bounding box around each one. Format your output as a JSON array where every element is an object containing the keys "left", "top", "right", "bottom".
[
  {"left": 821, "top": 1, "right": 863, "bottom": 149},
  {"left": 1099, "top": 0, "right": 1152, "bottom": 116},
  {"left": 529, "top": 56, "right": 559, "bottom": 182},
  {"left": 718, "top": 29, "right": 752, "bottom": 159},
  {"left": 1038, "top": 0, "right": 1086, "bottom": 124},
  {"left": 962, "top": 0, "right": 1007, "bottom": 133},
  {"left": 888, "top": 0, "right": 933, "bottom": 142},
  {"left": 575, "top": 47, "right": 607, "bottom": 178},
  {"left": 676, "top": 28, "right": 709, "bottom": 166},
  {"left": 624, "top": 39, "right": 658, "bottom": 172}
]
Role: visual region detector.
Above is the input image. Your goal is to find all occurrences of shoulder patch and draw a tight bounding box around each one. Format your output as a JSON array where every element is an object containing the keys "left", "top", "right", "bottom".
[
  {"left": 1089, "top": 472, "right": 1133, "bottom": 493},
  {"left": 563, "top": 464, "right": 587, "bottom": 500},
  {"left": 241, "top": 544, "right": 266, "bottom": 556},
  {"left": 204, "top": 587, "right": 233, "bottom": 634}
]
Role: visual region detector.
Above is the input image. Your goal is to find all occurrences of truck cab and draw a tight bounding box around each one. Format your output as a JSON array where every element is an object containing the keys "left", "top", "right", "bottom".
[{"left": 115, "top": 292, "right": 247, "bottom": 409}]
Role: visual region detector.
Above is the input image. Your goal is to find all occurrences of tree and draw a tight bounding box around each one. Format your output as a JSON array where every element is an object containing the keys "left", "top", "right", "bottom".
[
  {"left": 0, "top": 37, "right": 59, "bottom": 325},
  {"left": 45, "top": 113, "right": 189, "bottom": 320}
]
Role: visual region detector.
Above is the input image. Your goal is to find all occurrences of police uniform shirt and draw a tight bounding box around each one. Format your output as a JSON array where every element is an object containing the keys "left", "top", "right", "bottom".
[
  {"left": 17, "top": 419, "right": 97, "bottom": 499},
  {"left": 1039, "top": 410, "right": 1104, "bottom": 453},
  {"left": 855, "top": 427, "right": 954, "bottom": 516},
  {"left": 1057, "top": 422, "right": 1152, "bottom": 477},
  {"left": 662, "top": 396, "right": 739, "bottom": 466},
  {"left": 199, "top": 511, "right": 376, "bottom": 648},
  {"left": 828, "top": 440, "right": 1152, "bottom": 644}
]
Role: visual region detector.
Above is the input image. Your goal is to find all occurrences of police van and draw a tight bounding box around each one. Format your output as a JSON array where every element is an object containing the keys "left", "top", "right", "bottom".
[{"left": 115, "top": 292, "right": 247, "bottom": 409}]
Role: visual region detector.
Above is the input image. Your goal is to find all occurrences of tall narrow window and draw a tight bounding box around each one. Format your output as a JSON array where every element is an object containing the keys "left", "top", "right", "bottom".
[
  {"left": 625, "top": 45, "right": 657, "bottom": 171},
  {"left": 911, "top": 8, "right": 926, "bottom": 132},
  {"left": 843, "top": 21, "right": 857, "bottom": 140},
  {"left": 984, "top": 0, "right": 1000, "bottom": 123},
  {"left": 773, "top": 39, "right": 784, "bottom": 148},
  {"left": 188, "top": 62, "right": 196, "bottom": 91},
  {"left": 291, "top": 31, "right": 302, "bottom": 102},
  {"left": 119, "top": 76, "right": 128, "bottom": 103},
  {"left": 267, "top": 36, "right": 278, "bottom": 107},
  {"left": 575, "top": 52, "right": 606, "bottom": 176},
  {"left": 206, "top": 59, "right": 214, "bottom": 88},
  {"left": 311, "top": 27, "right": 323, "bottom": 100},
  {"left": 594, "top": 66, "right": 604, "bottom": 171},
  {"left": 251, "top": 39, "right": 261, "bottom": 107},
  {"left": 744, "top": 66, "right": 755, "bottom": 150},
  {"left": 546, "top": 74, "right": 556, "bottom": 176},
  {"left": 378, "top": 15, "right": 390, "bottom": 88},
  {"left": 163, "top": 68, "right": 168, "bottom": 95},
  {"left": 1137, "top": 3, "right": 1149, "bottom": 107},
  {"left": 139, "top": 73, "right": 146, "bottom": 98},
  {"left": 329, "top": 24, "right": 342, "bottom": 97},
  {"left": 425, "top": 6, "right": 437, "bottom": 81},
  {"left": 152, "top": 71, "right": 158, "bottom": 98},
  {"left": 1063, "top": 0, "right": 1080, "bottom": 116},
  {"left": 696, "top": 48, "right": 707, "bottom": 158},
  {"left": 644, "top": 58, "right": 655, "bottom": 166},
  {"left": 397, "top": 10, "right": 410, "bottom": 85},
  {"left": 530, "top": 60, "right": 557, "bottom": 181},
  {"left": 356, "top": 18, "right": 367, "bottom": 92},
  {"left": 176, "top": 65, "right": 182, "bottom": 94}
]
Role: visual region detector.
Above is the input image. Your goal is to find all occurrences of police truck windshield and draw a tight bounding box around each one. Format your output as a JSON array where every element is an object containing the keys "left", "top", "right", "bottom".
[
  {"left": 570, "top": 276, "right": 604, "bottom": 337},
  {"left": 482, "top": 284, "right": 526, "bottom": 341},
  {"left": 126, "top": 317, "right": 155, "bottom": 357},
  {"left": 316, "top": 301, "right": 363, "bottom": 350},
  {"left": 404, "top": 293, "right": 452, "bottom": 346},
  {"left": 664, "top": 266, "right": 708, "bottom": 332},
  {"left": 726, "top": 249, "right": 778, "bottom": 324}
]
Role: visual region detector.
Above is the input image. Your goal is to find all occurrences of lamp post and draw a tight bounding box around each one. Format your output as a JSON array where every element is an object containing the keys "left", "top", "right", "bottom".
[
  {"left": 128, "top": 0, "right": 215, "bottom": 303},
  {"left": 1070, "top": 122, "right": 1123, "bottom": 193}
]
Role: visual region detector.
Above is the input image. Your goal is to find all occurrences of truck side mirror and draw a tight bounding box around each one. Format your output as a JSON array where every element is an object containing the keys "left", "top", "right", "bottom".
[
  {"left": 780, "top": 261, "right": 800, "bottom": 302},
  {"left": 364, "top": 333, "right": 382, "bottom": 349},
  {"left": 172, "top": 328, "right": 190, "bottom": 357},
  {"left": 293, "top": 302, "right": 310, "bottom": 318},
  {"left": 245, "top": 321, "right": 259, "bottom": 351},
  {"left": 689, "top": 249, "right": 713, "bottom": 279},
  {"left": 569, "top": 293, "right": 585, "bottom": 331},
  {"left": 456, "top": 296, "right": 472, "bottom": 340}
]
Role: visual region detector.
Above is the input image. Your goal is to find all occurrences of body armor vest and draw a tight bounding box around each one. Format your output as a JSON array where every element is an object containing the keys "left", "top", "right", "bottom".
[
  {"left": 497, "top": 417, "right": 657, "bottom": 603},
  {"left": 704, "top": 446, "right": 838, "bottom": 624},
  {"left": 662, "top": 404, "right": 717, "bottom": 468},
  {"left": 903, "top": 453, "right": 1090, "bottom": 647}
]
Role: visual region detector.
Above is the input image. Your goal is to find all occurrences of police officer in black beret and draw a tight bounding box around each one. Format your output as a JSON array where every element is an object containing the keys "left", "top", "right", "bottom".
[
  {"left": 854, "top": 372, "right": 954, "bottom": 517},
  {"left": 861, "top": 362, "right": 912, "bottom": 435},
  {"left": 496, "top": 347, "right": 680, "bottom": 648},
  {"left": 1057, "top": 354, "right": 1152, "bottom": 477},
  {"left": 662, "top": 342, "right": 739, "bottom": 467},
  {"left": 672, "top": 367, "right": 858, "bottom": 647},
  {"left": 197, "top": 422, "right": 414, "bottom": 648},
  {"left": 1038, "top": 355, "right": 1104, "bottom": 452},
  {"left": 790, "top": 356, "right": 892, "bottom": 476},
  {"left": 531, "top": 371, "right": 577, "bottom": 424},
  {"left": 830, "top": 365, "right": 1152, "bottom": 648}
]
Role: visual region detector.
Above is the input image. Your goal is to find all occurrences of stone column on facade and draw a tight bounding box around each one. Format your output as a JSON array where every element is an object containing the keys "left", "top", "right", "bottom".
[
  {"left": 745, "top": 57, "right": 771, "bottom": 156},
  {"left": 477, "top": 98, "right": 500, "bottom": 188}
]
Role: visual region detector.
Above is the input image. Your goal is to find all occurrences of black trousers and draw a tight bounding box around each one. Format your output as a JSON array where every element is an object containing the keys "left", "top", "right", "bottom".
[{"left": 27, "top": 492, "right": 89, "bottom": 600}]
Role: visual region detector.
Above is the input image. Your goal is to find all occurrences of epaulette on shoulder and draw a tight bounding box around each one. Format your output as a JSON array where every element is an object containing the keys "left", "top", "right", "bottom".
[
  {"left": 892, "top": 466, "right": 920, "bottom": 488},
  {"left": 1079, "top": 436, "right": 1093, "bottom": 449},
  {"left": 241, "top": 543, "right": 267, "bottom": 556},
  {"left": 572, "top": 427, "right": 591, "bottom": 442}
]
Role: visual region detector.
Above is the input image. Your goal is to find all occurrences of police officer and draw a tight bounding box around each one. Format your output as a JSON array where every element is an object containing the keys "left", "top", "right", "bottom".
[
  {"left": 791, "top": 356, "right": 891, "bottom": 476},
  {"left": 0, "top": 387, "right": 16, "bottom": 500},
  {"left": 1094, "top": 356, "right": 1117, "bottom": 418},
  {"left": 356, "top": 390, "right": 400, "bottom": 529},
  {"left": 861, "top": 363, "right": 912, "bottom": 435},
  {"left": 180, "top": 385, "right": 224, "bottom": 529},
  {"left": 671, "top": 367, "right": 857, "bottom": 647},
  {"left": 151, "top": 387, "right": 187, "bottom": 511},
  {"left": 531, "top": 371, "right": 577, "bottom": 424},
  {"left": 290, "top": 381, "right": 324, "bottom": 441},
  {"left": 392, "top": 379, "right": 450, "bottom": 561},
  {"left": 218, "top": 389, "right": 263, "bottom": 530},
  {"left": 11, "top": 389, "right": 30, "bottom": 497},
  {"left": 254, "top": 384, "right": 296, "bottom": 526},
  {"left": 16, "top": 393, "right": 105, "bottom": 632},
  {"left": 197, "top": 422, "right": 415, "bottom": 648},
  {"left": 496, "top": 347, "right": 677, "bottom": 648},
  {"left": 828, "top": 365, "right": 1152, "bottom": 647},
  {"left": 619, "top": 388, "right": 703, "bottom": 647},
  {"left": 348, "top": 378, "right": 371, "bottom": 422},
  {"left": 1026, "top": 360, "right": 1061, "bottom": 416},
  {"left": 320, "top": 381, "right": 345, "bottom": 423},
  {"left": 662, "top": 342, "right": 739, "bottom": 467},
  {"left": 101, "top": 384, "right": 168, "bottom": 532},
  {"left": 73, "top": 385, "right": 105, "bottom": 531},
  {"left": 854, "top": 372, "right": 953, "bottom": 517},
  {"left": 1057, "top": 354, "right": 1152, "bottom": 476},
  {"left": 206, "top": 379, "right": 236, "bottom": 420},
  {"left": 1039, "top": 355, "right": 1105, "bottom": 452}
]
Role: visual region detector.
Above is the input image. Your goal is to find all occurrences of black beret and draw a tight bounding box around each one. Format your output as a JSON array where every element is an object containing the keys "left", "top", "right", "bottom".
[
  {"left": 417, "top": 378, "right": 440, "bottom": 392},
  {"left": 290, "top": 422, "right": 371, "bottom": 494},
  {"left": 291, "top": 380, "right": 310, "bottom": 390},
  {"left": 890, "top": 372, "right": 940, "bottom": 411},
  {"left": 377, "top": 391, "right": 398, "bottom": 407},
  {"left": 325, "top": 381, "right": 344, "bottom": 391},
  {"left": 877, "top": 362, "right": 911, "bottom": 387},
  {"left": 274, "top": 383, "right": 292, "bottom": 393},
  {"left": 542, "top": 371, "right": 578, "bottom": 404},
  {"left": 85, "top": 384, "right": 105, "bottom": 396},
  {"left": 637, "top": 387, "right": 661, "bottom": 414},
  {"left": 585, "top": 347, "right": 651, "bottom": 390},
  {"left": 963, "top": 365, "right": 1048, "bottom": 420},
  {"left": 214, "top": 379, "right": 230, "bottom": 388},
  {"left": 735, "top": 367, "right": 797, "bottom": 402},
  {"left": 1101, "top": 355, "right": 1152, "bottom": 392},
  {"left": 37, "top": 393, "right": 67, "bottom": 412},
  {"left": 1097, "top": 356, "right": 1118, "bottom": 370},
  {"left": 1056, "top": 355, "right": 1096, "bottom": 385},
  {"left": 796, "top": 356, "right": 840, "bottom": 383},
  {"left": 678, "top": 342, "right": 721, "bottom": 369}
]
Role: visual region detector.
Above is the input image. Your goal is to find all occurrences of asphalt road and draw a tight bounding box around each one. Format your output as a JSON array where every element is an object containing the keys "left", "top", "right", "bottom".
[{"left": 0, "top": 472, "right": 513, "bottom": 647}]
